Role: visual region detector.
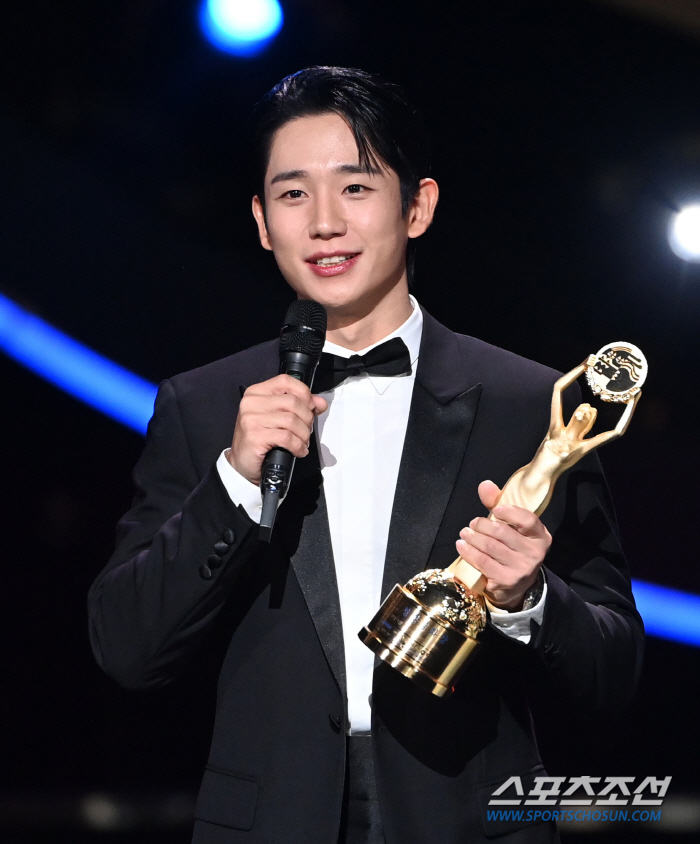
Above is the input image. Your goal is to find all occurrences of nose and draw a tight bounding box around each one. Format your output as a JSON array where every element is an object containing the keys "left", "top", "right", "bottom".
[{"left": 309, "top": 190, "right": 346, "bottom": 240}]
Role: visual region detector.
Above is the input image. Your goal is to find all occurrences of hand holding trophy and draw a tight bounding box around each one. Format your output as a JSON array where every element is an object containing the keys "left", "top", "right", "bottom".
[{"left": 359, "top": 343, "right": 647, "bottom": 697}]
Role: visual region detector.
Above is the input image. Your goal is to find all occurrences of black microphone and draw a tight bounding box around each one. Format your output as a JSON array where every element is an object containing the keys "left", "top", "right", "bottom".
[{"left": 259, "top": 300, "right": 328, "bottom": 542}]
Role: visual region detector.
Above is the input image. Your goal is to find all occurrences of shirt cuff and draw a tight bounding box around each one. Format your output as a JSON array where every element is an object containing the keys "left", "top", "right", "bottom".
[
  {"left": 488, "top": 575, "right": 548, "bottom": 644},
  {"left": 216, "top": 449, "right": 263, "bottom": 523}
]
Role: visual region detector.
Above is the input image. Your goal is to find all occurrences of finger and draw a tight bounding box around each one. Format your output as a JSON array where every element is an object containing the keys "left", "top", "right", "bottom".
[
  {"left": 489, "top": 504, "right": 549, "bottom": 538},
  {"left": 246, "top": 374, "right": 315, "bottom": 407},
  {"left": 460, "top": 519, "right": 552, "bottom": 567},
  {"left": 455, "top": 537, "right": 538, "bottom": 602},
  {"left": 238, "top": 406, "right": 313, "bottom": 453},
  {"left": 454, "top": 539, "right": 509, "bottom": 583},
  {"left": 457, "top": 529, "right": 514, "bottom": 571},
  {"left": 271, "top": 432, "right": 310, "bottom": 458},
  {"left": 459, "top": 517, "right": 549, "bottom": 566},
  {"left": 477, "top": 479, "right": 501, "bottom": 511},
  {"left": 259, "top": 410, "right": 315, "bottom": 445},
  {"left": 252, "top": 421, "right": 310, "bottom": 458},
  {"left": 462, "top": 521, "right": 519, "bottom": 558},
  {"left": 241, "top": 393, "right": 315, "bottom": 429},
  {"left": 466, "top": 516, "right": 547, "bottom": 555}
]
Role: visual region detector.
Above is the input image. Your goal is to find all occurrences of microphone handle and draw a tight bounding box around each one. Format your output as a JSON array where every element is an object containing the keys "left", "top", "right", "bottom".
[
  {"left": 278, "top": 351, "right": 318, "bottom": 387},
  {"left": 259, "top": 352, "right": 319, "bottom": 542}
]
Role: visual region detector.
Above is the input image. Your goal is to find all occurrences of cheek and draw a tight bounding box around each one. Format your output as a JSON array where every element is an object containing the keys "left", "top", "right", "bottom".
[
  {"left": 373, "top": 219, "right": 409, "bottom": 266},
  {"left": 264, "top": 217, "right": 299, "bottom": 257},
  {"left": 357, "top": 204, "right": 407, "bottom": 247}
]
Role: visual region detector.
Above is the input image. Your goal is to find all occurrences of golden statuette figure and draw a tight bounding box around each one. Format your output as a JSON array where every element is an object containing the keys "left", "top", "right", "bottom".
[{"left": 358, "top": 342, "right": 647, "bottom": 697}]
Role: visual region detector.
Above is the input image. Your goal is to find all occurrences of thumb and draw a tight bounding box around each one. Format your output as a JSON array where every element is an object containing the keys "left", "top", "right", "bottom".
[
  {"left": 478, "top": 479, "right": 501, "bottom": 512},
  {"left": 312, "top": 394, "right": 329, "bottom": 415}
]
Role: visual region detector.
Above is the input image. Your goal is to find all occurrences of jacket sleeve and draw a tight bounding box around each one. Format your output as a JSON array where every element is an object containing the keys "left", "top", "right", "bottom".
[
  {"left": 527, "top": 448, "right": 645, "bottom": 716},
  {"left": 88, "top": 378, "right": 259, "bottom": 690}
]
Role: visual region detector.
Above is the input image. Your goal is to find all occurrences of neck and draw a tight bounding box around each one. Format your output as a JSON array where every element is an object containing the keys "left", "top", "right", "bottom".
[{"left": 324, "top": 282, "right": 413, "bottom": 352}]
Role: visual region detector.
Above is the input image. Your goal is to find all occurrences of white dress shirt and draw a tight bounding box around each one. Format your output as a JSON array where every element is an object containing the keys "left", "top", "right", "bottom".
[{"left": 216, "top": 296, "right": 546, "bottom": 733}]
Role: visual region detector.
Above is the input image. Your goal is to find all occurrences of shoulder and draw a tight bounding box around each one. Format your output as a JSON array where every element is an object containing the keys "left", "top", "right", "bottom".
[
  {"left": 146, "top": 339, "right": 279, "bottom": 464},
  {"left": 454, "top": 332, "right": 561, "bottom": 389},
  {"left": 419, "top": 308, "right": 561, "bottom": 402},
  {"left": 167, "top": 339, "right": 279, "bottom": 402}
]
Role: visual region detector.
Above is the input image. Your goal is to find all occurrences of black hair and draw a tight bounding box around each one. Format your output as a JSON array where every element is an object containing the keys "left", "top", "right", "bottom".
[{"left": 251, "top": 67, "right": 432, "bottom": 282}]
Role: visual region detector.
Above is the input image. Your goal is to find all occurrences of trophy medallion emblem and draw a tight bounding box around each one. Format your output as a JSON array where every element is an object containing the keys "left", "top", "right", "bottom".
[
  {"left": 359, "top": 344, "right": 648, "bottom": 697},
  {"left": 585, "top": 342, "right": 647, "bottom": 403}
]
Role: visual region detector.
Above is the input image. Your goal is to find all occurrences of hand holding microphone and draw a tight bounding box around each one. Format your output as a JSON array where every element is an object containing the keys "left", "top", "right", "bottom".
[
  {"left": 228, "top": 375, "right": 326, "bottom": 484},
  {"left": 227, "top": 300, "right": 328, "bottom": 541}
]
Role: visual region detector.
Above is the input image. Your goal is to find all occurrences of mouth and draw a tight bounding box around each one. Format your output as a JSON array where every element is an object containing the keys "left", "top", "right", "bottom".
[
  {"left": 307, "top": 252, "right": 360, "bottom": 265},
  {"left": 306, "top": 252, "right": 361, "bottom": 276}
]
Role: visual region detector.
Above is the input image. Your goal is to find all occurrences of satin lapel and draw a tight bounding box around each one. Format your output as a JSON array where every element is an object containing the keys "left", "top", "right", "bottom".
[
  {"left": 237, "top": 343, "right": 346, "bottom": 695},
  {"left": 381, "top": 311, "right": 482, "bottom": 598},
  {"left": 286, "top": 436, "right": 346, "bottom": 695}
]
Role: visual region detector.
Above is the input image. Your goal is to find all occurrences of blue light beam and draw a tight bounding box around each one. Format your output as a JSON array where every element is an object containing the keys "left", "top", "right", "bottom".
[
  {"left": 200, "top": 0, "right": 283, "bottom": 57},
  {"left": 0, "top": 292, "right": 157, "bottom": 434},
  {"left": 632, "top": 579, "right": 700, "bottom": 648}
]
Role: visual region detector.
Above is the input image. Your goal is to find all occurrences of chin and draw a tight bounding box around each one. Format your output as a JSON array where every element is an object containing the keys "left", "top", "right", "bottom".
[
  {"left": 293, "top": 281, "right": 366, "bottom": 310},
  {"left": 320, "top": 291, "right": 376, "bottom": 316}
]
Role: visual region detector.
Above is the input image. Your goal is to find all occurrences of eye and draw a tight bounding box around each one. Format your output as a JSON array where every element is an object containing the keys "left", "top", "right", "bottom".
[
  {"left": 283, "top": 189, "right": 305, "bottom": 199},
  {"left": 345, "top": 184, "right": 366, "bottom": 194}
]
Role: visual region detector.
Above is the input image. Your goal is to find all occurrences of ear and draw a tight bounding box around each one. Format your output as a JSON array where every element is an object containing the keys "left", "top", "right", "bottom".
[
  {"left": 407, "top": 178, "right": 439, "bottom": 239},
  {"left": 252, "top": 195, "right": 273, "bottom": 251}
]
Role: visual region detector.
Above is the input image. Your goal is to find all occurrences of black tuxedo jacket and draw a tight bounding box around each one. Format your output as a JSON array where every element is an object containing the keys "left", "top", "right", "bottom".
[{"left": 88, "top": 310, "right": 644, "bottom": 844}]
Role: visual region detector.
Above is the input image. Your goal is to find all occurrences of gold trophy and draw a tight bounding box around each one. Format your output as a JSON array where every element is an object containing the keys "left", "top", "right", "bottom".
[{"left": 359, "top": 342, "right": 647, "bottom": 697}]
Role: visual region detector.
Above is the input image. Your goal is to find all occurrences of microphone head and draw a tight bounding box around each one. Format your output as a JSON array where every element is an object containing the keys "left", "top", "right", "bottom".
[{"left": 280, "top": 300, "right": 327, "bottom": 360}]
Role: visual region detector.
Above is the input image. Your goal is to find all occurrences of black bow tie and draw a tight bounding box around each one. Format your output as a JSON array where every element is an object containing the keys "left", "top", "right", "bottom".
[{"left": 313, "top": 337, "right": 412, "bottom": 393}]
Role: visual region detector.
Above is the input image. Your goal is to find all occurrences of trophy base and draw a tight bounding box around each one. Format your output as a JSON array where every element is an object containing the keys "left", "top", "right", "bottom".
[{"left": 359, "top": 583, "right": 481, "bottom": 698}]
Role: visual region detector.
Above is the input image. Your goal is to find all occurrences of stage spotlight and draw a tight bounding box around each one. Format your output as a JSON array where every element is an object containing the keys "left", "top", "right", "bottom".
[
  {"left": 200, "top": 0, "right": 283, "bottom": 56},
  {"left": 668, "top": 204, "right": 700, "bottom": 261}
]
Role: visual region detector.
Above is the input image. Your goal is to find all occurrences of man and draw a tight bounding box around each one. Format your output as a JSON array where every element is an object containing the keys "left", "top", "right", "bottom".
[{"left": 88, "top": 67, "right": 643, "bottom": 844}]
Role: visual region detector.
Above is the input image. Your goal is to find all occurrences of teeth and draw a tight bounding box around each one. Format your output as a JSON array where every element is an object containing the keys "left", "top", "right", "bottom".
[{"left": 316, "top": 255, "right": 353, "bottom": 265}]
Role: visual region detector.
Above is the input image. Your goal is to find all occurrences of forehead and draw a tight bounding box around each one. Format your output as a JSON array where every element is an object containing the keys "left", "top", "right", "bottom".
[{"left": 265, "top": 113, "right": 362, "bottom": 178}]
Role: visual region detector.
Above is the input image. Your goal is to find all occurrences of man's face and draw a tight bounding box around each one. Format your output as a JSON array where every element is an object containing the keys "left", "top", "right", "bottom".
[{"left": 252, "top": 113, "right": 412, "bottom": 317}]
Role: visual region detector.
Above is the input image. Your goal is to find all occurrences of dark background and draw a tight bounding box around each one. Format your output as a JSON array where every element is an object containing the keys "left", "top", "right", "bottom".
[{"left": 1, "top": 0, "right": 698, "bottom": 841}]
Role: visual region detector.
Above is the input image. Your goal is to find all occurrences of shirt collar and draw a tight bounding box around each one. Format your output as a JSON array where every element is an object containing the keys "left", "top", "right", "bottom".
[
  {"left": 321, "top": 295, "right": 422, "bottom": 395},
  {"left": 322, "top": 294, "right": 422, "bottom": 364}
]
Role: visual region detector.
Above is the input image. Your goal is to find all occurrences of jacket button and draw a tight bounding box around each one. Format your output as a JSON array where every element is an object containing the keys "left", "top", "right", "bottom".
[
  {"left": 199, "top": 564, "right": 212, "bottom": 580},
  {"left": 214, "top": 540, "right": 229, "bottom": 555},
  {"left": 207, "top": 554, "right": 223, "bottom": 570},
  {"left": 222, "top": 529, "right": 236, "bottom": 545},
  {"left": 328, "top": 713, "right": 342, "bottom": 733}
]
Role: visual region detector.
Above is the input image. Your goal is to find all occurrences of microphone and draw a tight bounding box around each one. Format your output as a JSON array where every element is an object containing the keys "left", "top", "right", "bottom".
[{"left": 259, "top": 299, "right": 328, "bottom": 542}]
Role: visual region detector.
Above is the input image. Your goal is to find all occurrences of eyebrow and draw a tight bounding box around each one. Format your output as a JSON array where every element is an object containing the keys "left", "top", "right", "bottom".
[
  {"left": 270, "top": 169, "right": 307, "bottom": 186},
  {"left": 269, "top": 163, "right": 383, "bottom": 186}
]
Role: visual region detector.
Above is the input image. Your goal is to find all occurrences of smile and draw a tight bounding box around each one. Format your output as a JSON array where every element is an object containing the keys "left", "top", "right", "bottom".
[
  {"left": 306, "top": 252, "right": 361, "bottom": 277},
  {"left": 314, "top": 254, "right": 357, "bottom": 265}
]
